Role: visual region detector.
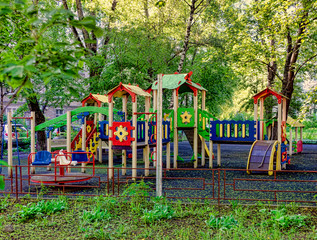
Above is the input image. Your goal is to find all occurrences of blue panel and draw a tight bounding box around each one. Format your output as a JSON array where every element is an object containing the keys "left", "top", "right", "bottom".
[
  {"left": 99, "top": 120, "right": 109, "bottom": 140},
  {"left": 137, "top": 121, "right": 146, "bottom": 142},
  {"left": 210, "top": 120, "right": 256, "bottom": 142}
]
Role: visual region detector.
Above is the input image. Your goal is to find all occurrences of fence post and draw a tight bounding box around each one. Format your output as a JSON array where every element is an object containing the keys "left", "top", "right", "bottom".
[{"left": 15, "top": 166, "right": 18, "bottom": 202}]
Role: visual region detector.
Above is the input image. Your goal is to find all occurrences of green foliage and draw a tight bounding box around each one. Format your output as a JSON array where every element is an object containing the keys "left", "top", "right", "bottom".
[
  {"left": 17, "top": 197, "right": 68, "bottom": 222},
  {"left": 259, "top": 207, "right": 307, "bottom": 229},
  {"left": 123, "top": 180, "right": 151, "bottom": 213},
  {"left": 142, "top": 203, "right": 175, "bottom": 224},
  {"left": 0, "top": 195, "right": 9, "bottom": 211},
  {"left": 205, "top": 214, "right": 238, "bottom": 231},
  {"left": 80, "top": 207, "right": 112, "bottom": 224}
]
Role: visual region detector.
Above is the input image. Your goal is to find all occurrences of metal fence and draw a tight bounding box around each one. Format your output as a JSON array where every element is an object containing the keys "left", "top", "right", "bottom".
[{"left": 1, "top": 165, "right": 316, "bottom": 206}]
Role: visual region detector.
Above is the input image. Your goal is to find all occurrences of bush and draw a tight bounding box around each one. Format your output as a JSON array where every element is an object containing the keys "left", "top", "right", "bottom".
[
  {"left": 142, "top": 204, "right": 175, "bottom": 223},
  {"left": 205, "top": 214, "right": 238, "bottom": 231}
]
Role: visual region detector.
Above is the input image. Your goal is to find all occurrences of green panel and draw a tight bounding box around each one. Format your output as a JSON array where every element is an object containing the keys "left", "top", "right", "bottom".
[
  {"left": 35, "top": 106, "right": 119, "bottom": 131},
  {"left": 177, "top": 108, "right": 195, "bottom": 127}
]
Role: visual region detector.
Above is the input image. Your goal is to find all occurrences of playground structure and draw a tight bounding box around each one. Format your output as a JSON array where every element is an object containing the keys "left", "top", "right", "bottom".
[
  {"left": 5, "top": 72, "right": 297, "bottom": 183},
  {"left": 209, "top": 88, "right": 292, "bottom": 175},
  {"left": 246, "top": 88, "right": 289, "bottom": 175},
  {"left": 286, "top": 116, "right": 304, "bottom": 156}
]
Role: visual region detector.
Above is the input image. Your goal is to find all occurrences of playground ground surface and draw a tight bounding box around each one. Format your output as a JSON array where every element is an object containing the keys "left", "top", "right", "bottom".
[{"left": 1, "top": 142, "right": 317, "bottom": 206}]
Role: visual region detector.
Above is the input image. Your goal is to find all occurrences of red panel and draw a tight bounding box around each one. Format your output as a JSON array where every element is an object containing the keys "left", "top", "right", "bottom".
[{"left": 110, "top": 121, "right": 135, "bottom": 146}]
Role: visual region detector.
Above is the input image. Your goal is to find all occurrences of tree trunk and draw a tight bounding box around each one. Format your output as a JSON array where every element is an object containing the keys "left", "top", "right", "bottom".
[
  {"left": 27, "top": 94, "right": 46, "bottom": 151},
  {"left": 177, "top": 0, "right": 196, "bottom": 73}
]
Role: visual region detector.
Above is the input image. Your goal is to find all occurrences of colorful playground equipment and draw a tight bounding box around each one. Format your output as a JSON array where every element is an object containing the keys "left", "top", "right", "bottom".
[
  {"left": 149, "top": 72, "right": 215, "bottom": 169},
  {"left": 246, "top": 88, "right": 289, "bottom": 175},
  {"left": 286, "top": 116, "right": 304, "bottom": 155},
  {"left": 5, "top": 72, "right": 296, "bottom": 182}
]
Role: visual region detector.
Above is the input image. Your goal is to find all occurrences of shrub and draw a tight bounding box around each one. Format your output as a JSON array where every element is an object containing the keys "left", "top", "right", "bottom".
[
  {"left": 142, "top": 204, "right": 175, "bottom": 223},
  {"left": 205, "top": 214, "right": 238, "bottom": 231},
  {"left": 18, "top": 197, "right": 68, "bottom": 222}
]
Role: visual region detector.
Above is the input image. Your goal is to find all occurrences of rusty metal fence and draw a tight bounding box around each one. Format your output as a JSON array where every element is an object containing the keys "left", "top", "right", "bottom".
[{"left": 1, "top": 166, "right": 316, "bottom": 206}]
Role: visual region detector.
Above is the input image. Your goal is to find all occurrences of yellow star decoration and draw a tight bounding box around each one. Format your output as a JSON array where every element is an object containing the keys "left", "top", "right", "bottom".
[
  {"left": 114, "top": 125, "right": 129, "bottom": 142},
  {"left": 180, "top": 111, "right": 192, "bottom": 124}
]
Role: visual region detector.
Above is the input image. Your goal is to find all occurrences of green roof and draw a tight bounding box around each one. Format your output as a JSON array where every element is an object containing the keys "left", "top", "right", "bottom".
[{"left": 150, "top": 73, "right": 206, "bottom": 93}]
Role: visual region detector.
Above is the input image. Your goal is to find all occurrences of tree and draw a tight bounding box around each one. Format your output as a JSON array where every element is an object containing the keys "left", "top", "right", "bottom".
[{"left": 0, "top": 0, "right": 89, "bottom": 150}]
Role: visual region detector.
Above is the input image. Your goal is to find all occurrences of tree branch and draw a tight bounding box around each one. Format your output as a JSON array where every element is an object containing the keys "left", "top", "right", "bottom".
[
  {"left": 294, "top": 53, "right": 317, "bottom": 78},
  {"left": 61, "top": 0, "right": 85, "bottom": 48},
  {"left": 1, "top": 77, "right": 28, "bottom": 118},
  {"left": 183, "top": 0, "right": 191, "bottom": 7}
]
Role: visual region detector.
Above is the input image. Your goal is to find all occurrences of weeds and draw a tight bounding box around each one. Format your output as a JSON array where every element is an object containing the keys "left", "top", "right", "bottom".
[
  {"left": 17, "top": 197, "right": 68, "bottom": 222},
  {"left": 205, "top": 214, "right": 238, "bottom": 231},
  {"left": 142, "top": 204, "right": 175, "bottom": 223},
  {"left": 260, "top": 207, "right": 307, "bottom": 229},
  {"left": 80, "top": 207, "right": 112, "bottom": 224}
]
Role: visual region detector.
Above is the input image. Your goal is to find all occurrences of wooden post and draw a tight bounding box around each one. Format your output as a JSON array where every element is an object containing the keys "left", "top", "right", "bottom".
[
  {"left": 254, "top": 102, "right": 258, "bottom": 140},
  {"left": 300, "top": 127, "right": 303, "bottom": 142},
  {"left": 122, "top": 95, "right": 127, "bottom": 175},
  {"left": 144, "top": 96, "right": 150, "bottom": 176},
  {"left": 81, "top": 117, "right": 86, "bottom": 173},
  {"left": 156, "top": 74, "right": 163, "bottom": 196},
  {"left": 132, "top": 96, "right": 138, "bottom": 179},
  {"left": 173, "top": 89, "right": 178, "bottom": 168},
  {"left": 31, "top": 111, "right": 36, "bottom": 174},
  {"left": 217, "top": 144, "right": 221, "bottom": 167},
  {"left": 66, "top": 111, "right": 71, "bottom": 173},
  {"left": 209, "top": 140, "right": 213, "bottom": 168},
  {"left": 7, "top": 112, "right": 13, "bottom": 177},
  {"left": 277, "top": 103, "right": 282, "bottom": 170},
  {"left": 289, "top": 128, "right": 293, "bottom": 156},
  {"left": 108, "top": 101, "right": 114, "bottom": 179},
  {"left": 47, "top": 130, "right": 52, "bottom": 171},
  {"left": 98, "top": 113, "right": 103, "bottom": 163},
  {"left": 260, "top": 98, "right": 264, "bottom": 140},
  {"left": 166, "top": 141, "right": 171, "bottom": 169},
  {"left": 201, "top": 90, "right": 206, "bottom": 166},
  {"left": 295, "top": 127, "right": 298, "bottom": 141},
  {"left": 153, "top": 90, "right": 157, "bottom": 168},
  {"left": 193, "top": 93, "right": 198, "bottom": 168}
]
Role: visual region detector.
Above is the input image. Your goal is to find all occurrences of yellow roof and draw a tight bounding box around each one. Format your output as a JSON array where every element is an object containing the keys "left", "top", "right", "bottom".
[
  {"left": 287, "top": 116, "right": 305, "bottom": 128},
  {"left": 108, "top": 83, "right": 152, "bottom": 98},
  {"left": 81, "top": 93, "right": 109, "bottom": 105}
]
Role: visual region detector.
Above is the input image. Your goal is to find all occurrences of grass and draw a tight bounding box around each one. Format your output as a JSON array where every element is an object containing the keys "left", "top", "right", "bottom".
[{"left": 0, "top": 185, "right": 316, "bottom": 239}]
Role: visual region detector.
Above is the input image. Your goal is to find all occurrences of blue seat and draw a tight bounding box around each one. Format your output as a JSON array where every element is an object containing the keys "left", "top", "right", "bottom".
[
  {"left": 72, "top": 150, "right": 89, "bottom": 163},
  {"left": 32, "top": 151, "right": 52, "bottom": 165}
]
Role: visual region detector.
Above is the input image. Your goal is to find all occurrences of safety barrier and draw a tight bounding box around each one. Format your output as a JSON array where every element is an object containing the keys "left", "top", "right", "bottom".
[
  {"left": 210, "top": 120, "right": 256, "bottom": 142},
  {"left": 1, "top": 166, "right": 316, "bottom": 206}
]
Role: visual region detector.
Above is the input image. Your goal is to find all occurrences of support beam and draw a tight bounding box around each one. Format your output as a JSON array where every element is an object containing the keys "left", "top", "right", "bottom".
[
  {"left": 108, "top": 101, "right": 114, "bottom": 179},
  {"left": 260, "top": 98, "right": 264, "bottom": 140},
  {"left": 173, "top": 89, "right": 178, "bottom": 168},
  {"left": 47, "top": 130, "right": 52, "bottom": 171},
  {"left": 81, "top": 117, "right": 86, "bottom": 173},
  {"left": 201, "top": 90, "right": 206, "bottom": 166},
  {"left": 277, "top": 103, "right": 282, "bottom": 170},
  {"left": 217, "top": 144, "right": 221, "bottom": 167},
  {"left": 193, "top": 93, "right": 198, "bottom": 168},
  {"left": 122, "top": 95, "right": 128, "bottom": 175},
  {"left": 156, "top": 74, "right": 163, "bottom": 197},
  {"left": 209, "top": 140, "right": 213, "bottom": 168},
  {"left": 132, "top": 97, "right": 138, "bottom": 179},
  {"left": 289, "top": 128, "right": 293, "bottom": 156},
  {"left": 66, "top": 111, "right": 72, "bottom": 173},
  {"left": 31, "top": 111, "right": 36, "bottom": 174},
  {"left": 144, "top": 96, "right": 150, "bottom": 176},
  {"left": 254, "top": 103, "right": 258, "bottom": 140},
  {"left": 7, "top": 111, "right": 12, "bottom": 177},
  {"left": 98, "top": 113, "right": 102, "bottom": 163}
]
